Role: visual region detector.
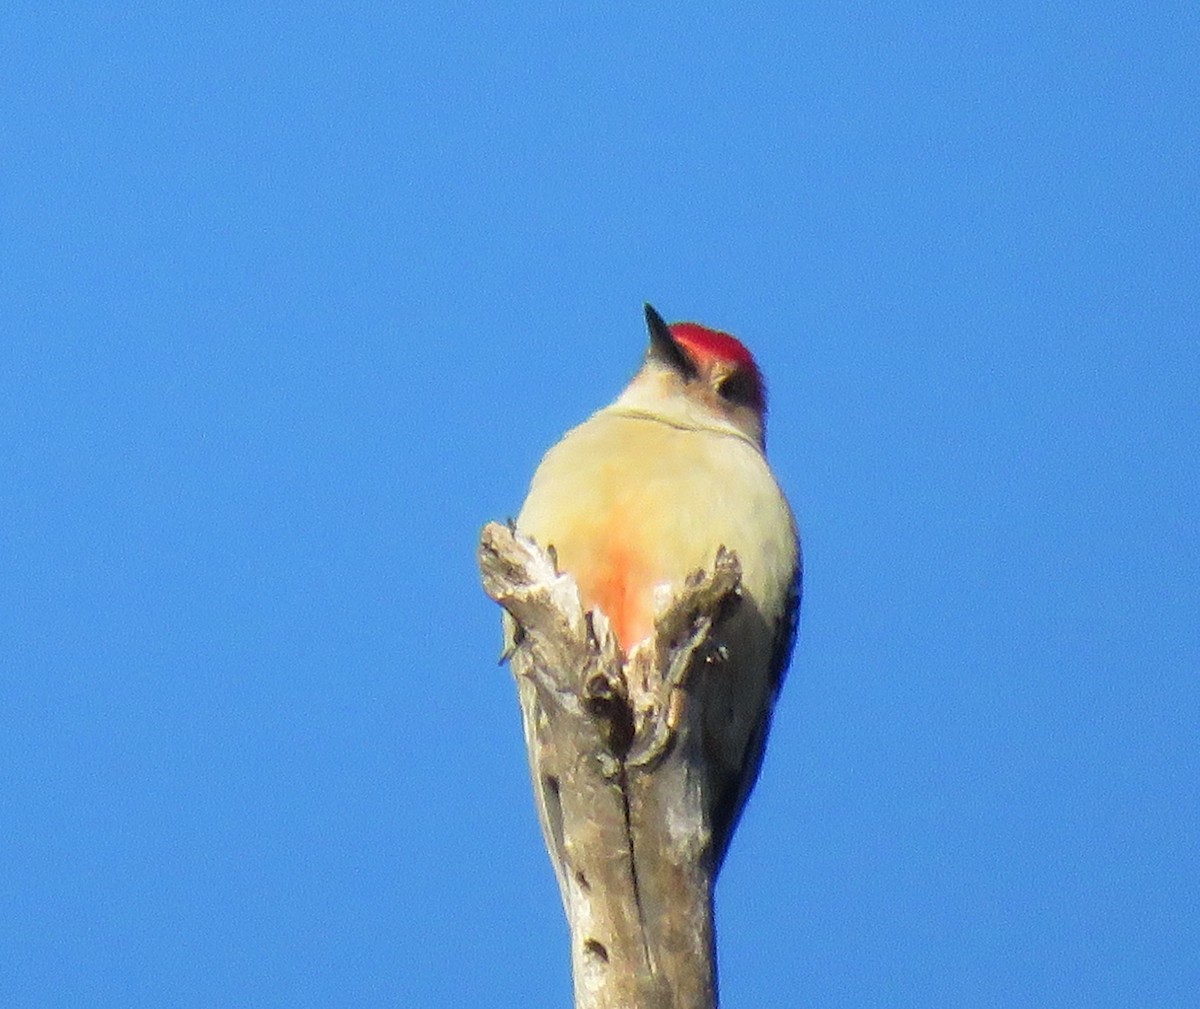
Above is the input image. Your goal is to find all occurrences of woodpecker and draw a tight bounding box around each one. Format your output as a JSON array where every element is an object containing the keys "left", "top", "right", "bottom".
[{"left": 515, "top": 304, "right": 801, "bottom": 869}]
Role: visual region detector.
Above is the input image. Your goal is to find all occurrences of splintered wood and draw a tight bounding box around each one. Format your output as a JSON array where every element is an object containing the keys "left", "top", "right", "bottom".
[{"left": 478, "top": 521, "right": 743, "bottom": 1009}]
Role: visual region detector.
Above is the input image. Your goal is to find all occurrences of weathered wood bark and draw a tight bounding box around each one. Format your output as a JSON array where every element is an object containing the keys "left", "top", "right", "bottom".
[{"left": 478, "top": 521, "right": 744, "bottom": 1009}]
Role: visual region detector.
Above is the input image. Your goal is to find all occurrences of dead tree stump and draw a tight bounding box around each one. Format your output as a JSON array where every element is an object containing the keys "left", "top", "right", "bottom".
[{"left": 478, "top": 521, "right": 745, "bottom": 1009}]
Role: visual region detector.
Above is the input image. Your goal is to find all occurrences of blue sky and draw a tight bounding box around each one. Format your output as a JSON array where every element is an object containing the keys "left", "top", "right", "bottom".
[{"left": 2, "top": 4, "right": 1197, "bottom": 1007}]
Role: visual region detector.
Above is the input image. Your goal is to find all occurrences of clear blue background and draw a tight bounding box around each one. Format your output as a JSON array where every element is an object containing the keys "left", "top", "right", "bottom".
[{"left": 2, "top": 4, "right": 1196, "bottom": 1007}]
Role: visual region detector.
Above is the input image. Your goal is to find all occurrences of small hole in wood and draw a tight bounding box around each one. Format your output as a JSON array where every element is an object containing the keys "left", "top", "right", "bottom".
[
  {"left": 542, "top": 775, "right": 564, "bottom": 859},
  {"left": 583, "top": 939, "right": 608, "bottom": 963},
  {"left": 575, "top": 870, "right": 589, "bottom": 890}
]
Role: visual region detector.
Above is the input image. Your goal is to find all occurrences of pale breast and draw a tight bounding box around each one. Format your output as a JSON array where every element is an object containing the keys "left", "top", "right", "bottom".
[{"left": 517, "top": 411, "right": 796, "bottom": 652}]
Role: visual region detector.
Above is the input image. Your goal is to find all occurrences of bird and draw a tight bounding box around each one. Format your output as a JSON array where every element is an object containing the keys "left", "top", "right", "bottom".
[{"left": 513, "top": 303, "right": 801, "bottom": 871}]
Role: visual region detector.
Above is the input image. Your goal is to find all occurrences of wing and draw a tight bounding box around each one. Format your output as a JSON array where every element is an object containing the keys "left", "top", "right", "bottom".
[{"left": 709, "top": 555, "right": 802, "bottom": 871}]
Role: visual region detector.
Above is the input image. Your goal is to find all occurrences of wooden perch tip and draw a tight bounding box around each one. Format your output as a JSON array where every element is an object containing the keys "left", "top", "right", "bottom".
[{"left": 478, "top": 520, "right": 744, "bottom": 1009}]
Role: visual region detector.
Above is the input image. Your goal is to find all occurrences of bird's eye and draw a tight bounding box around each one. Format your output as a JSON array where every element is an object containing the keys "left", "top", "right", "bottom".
[{"left": 717, "top": 370, "right": 758, "bottom": 406}]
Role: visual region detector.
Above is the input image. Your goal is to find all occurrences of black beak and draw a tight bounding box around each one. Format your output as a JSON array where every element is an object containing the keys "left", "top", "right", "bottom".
[{"left": 644, "top": 303, "right": 697, "bottom": 379}]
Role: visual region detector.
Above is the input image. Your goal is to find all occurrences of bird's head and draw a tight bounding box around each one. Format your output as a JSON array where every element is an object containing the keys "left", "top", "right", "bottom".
[{"left": 614, "top": 303, "right": 768, "bottom": 448}]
